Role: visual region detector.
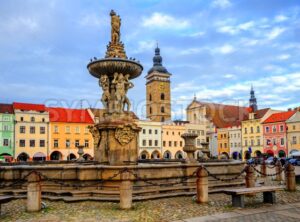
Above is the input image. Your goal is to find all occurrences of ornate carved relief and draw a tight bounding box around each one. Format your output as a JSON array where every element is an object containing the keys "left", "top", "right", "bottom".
[{"left": 115, "top": 126, "right": 135, "bottom": 145}]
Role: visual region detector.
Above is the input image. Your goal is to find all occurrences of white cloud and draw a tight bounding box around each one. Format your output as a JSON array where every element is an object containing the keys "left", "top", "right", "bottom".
[
  {"left": 223, "top": 74, "right": 235, "bottom": 79},
  {"left": 0, "top": 17, "right": 39, "bottom": 32},
  {"left": 277, "top": 54, "right": 290, "bottom": 60},
  {"left": 218, "top": 25, "right": 238, "bottom": 35},
  {"left": 132, "top": 40, "right": 156, "bottom": 54},
  {"left": 179, "top": 47, "right": 204, "bottom": 55},
  {"left": 79, "top": 13, "right": 104, "bottom": 27},
  {"left": 187, "top": 31, "right": 205, "bottom": 38},
  {"left": 216, "top": 44, "right": 235, "bottom": 54},
  {"left": 237, "top": 21, "right": 254, "bottom": 30},
  {"left": 267, "top": 27, "right": 285, "bottom": 40},
  {"left": 142, "top": 12, "right": 189, "bottom": 30},
  {"left": 274, "top": 15, "right": 288, "bottom": 23},
  {"left": 212, "top": 0, "right": 232, "bottom": 9}
]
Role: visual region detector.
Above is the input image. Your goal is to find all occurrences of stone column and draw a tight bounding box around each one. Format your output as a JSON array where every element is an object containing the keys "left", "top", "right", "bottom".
[
  {"left": 260, "top": 161, "right": 266, "bottom": 178},
  {"left": 285, "top": 164, "right": 296, "bottom": 192},
  {"left": 119, "top": 171, "right": 133, "bottom": 209},
  {"left": 245, "top": 165, "right": 255, "bottom": 188},
  {"left": 196, "top": 166, "right": 208, "bottom": 203},
  {"left": 275, "top": 160, "right": 282, "bottom": 181},
  {"left": 27, "top": 172, "right": 42, "bottom": 212}
]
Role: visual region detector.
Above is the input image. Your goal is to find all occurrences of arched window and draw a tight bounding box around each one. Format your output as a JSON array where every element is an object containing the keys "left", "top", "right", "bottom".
[
  {"left": 149, "top": 94, "right": 152, "bottom": 101},
  {"left": 161, "top": 106, "right": 165, "bottom": 113},
  {"left": 160, "top": 93, "right": 165, "bottom": 100},
  {"left": 149, "top": 107, "right": 152, "bottom": 114}
]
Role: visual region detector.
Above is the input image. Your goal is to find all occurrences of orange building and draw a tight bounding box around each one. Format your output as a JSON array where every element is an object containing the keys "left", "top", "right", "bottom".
[
  {"left": 48, "top": 108, "right": 94, "bottom": 160},
  {"left": 217, "top": 128, "right": 229, "bottom": 158}
]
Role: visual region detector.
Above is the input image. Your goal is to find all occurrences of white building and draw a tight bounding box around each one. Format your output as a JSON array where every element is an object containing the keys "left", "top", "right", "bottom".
[
  {"left": 228, "top": 126, "right": 242, "bottom": 159},
  {"left": 137, "top": 120, "right": 162, "bottom": 159}
]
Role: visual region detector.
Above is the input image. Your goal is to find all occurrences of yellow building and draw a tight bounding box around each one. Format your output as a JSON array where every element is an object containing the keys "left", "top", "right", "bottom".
[
  {"left": 217, "top": 128, "right": 229, "bottom": 158},
  {"left": 241, "top": 109, "right": 279, "bottom": 159},
  {"left": 286, "top": 111, "right": 300, "bottom": 155},
  {"left": 13, "top": 102, "right": 49, "bottom": 161},
  {"left": 48, "top": 108, "right": 94, "bottom": 160},
  {"left": 162, "top": 121, "right": 186, "bottom": 159}
]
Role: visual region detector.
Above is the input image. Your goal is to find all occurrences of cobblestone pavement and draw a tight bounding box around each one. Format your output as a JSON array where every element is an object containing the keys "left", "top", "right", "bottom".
[{"left": 0, "top": 168, "right": 299, "bottom": 222}]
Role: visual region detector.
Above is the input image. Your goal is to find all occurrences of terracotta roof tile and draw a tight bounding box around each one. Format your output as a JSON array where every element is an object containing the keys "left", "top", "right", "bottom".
[
  {"left": 243, "top": 108, "right": 270, "bottom": 120},
  {"left": 13, "top": 102, "right": 46, "bottom": 112},
  {"left": 47, "top": 107, "right": 94, "bottom": 124},
  {"left": 263, "top": 110, "right": 296, "bottom": 124},
  {"left": 0, "top": 103, "right": 14, "bottom": 114},
  {"left": 193, "top": 101, "right": 249, "bottom": 128}
]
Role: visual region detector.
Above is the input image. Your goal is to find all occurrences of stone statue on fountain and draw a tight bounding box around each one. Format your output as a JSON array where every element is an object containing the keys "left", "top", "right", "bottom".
[{"left": 87, "top": 10, "right": 143, "bottom": 165}]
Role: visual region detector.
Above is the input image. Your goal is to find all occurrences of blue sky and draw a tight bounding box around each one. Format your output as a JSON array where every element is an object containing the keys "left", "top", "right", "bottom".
[{"left": 1, "top": 0, "right": 300, "bottom": 120}]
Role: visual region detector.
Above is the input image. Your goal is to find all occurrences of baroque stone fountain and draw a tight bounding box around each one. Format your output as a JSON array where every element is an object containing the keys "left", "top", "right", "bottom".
[{"left": 87, "top": 10, "right": 142, "bottom": 165}]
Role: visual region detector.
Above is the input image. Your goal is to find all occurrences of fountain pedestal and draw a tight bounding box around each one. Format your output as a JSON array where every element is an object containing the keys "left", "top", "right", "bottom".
[{"left": 181, "top": 133, "right": 199, "bottom": 163}]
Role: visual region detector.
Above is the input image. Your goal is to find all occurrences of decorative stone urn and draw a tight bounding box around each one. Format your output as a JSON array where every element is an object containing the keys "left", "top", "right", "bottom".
[
  {"left": 181, "top": 133, "right": 199, "bottom": 163},
  {"left": 87, "top": 10, "right": 142, "bottom": 165},
  {"left": 77, "top": 145, "right": 85, "bottom": 162}
]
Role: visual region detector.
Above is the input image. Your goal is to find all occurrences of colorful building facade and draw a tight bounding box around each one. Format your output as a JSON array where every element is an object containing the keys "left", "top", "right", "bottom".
[
  {"left": 217, "top": 128, "right": 229, "bottom": 158},
  {"left": 286, "top": 111, "right": 300, "bottom": 155},
  {"left": 48, "top": 107, "right": 94, "bottom": 161},
  {"left": 138, "top": 120, "right": 162, "bottom": 159},
  {"left": 162, "top": 121, "right": 186, "bottom": 159},
  {"left": 0, "top": 104, "right": 14, "bottom": 161},
  {"left": 13, "top": 102, "right": 49, "bottom": 161},
  {"left": 262, "top": 111, "right": 296, "bottom": 157}
]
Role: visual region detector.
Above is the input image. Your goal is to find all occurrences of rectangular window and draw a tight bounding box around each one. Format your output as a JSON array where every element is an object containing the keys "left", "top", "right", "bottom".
[
  {"left": 142, "top": 140, "right": 146, "bottom": 146},
  {"left": 251, "top": 140, "right": 254, "bottom": 146},
  {"left": 3, "top": 139, "right": 9, "bottom": 146},
  {"left": 20, "top": 117, "right": 24, "bottom": 121},
  {"left": 180, "top": 141, "right": 183, "bottom": 147},
  {"left": 3, "top": 116, "right": 9, "bottom": 121},
  {"left": 149, "top": 129, "right": 152, "bottom": 134},
  {"left": 54, "top": 126, "right": 59, "bottom": 133},
  {"left": 293, "top": 125, "right": 296, "bottom": 130},
  {"left": 75, "top": 127, "right": 80, "bottom": 133},
  {"left": 257, "top": 139, "right": 260, "bottom": 146},
  {"left": 85, "top": 127, "right": 89, "bottom": 134},
  {"left": 154, "top": 140, "right": 158, "bottom": 146},
  {"left": 155, "top": 130, "right": 158, "bottom": 134},
  {"left": 266, "top": 127, "right": 270, "bottom": 133},
  {"left": 20, "top": 140, "right": 25, "bottom": 147},
  {"left": 149, "top": 140, "right": 152, "bottom": 146},
  {"left": 169, "top": 141, "right": 172, "bottom": 147},
  {"left": 273, "top": 138, "right": 276, "bottom": 145},
  {"left": 266, "top": 139, "right": 271, "bottom": 146},
  {"left": 40, "top": 140, "right": 45, "bottom": 147},
  {"left": 163, "top": 141, "right": 166, "bottom": 147},
  {"left": 244, "top": 128, "right": 247, "bottom": 134},
  {"left": 174, "top": 141, "right": 177, "bottom": 147},
  {"left": 54, "top": 140, "right": 58, "bottom": 148},
  {"left": 272, "top": 126, "right": 276, "bottom": 133},
  {"left": 224, "top": 143, "right": 227, "bottom": 148},
  {"left": 66, "top": 126, "right": 70, "bottom": 133},
  {"left": 280, "top": 138, "right": 284, "bottom": 146},
  {"left": 40, "top": 127, "right": 45, "bottom": 134},
  {"left": 231, "top": 143, "right": 233, "bottom": 148},
  {"left": 30, "top": 126, "right": 35, "bottom": 134},
  {"left": 75, "top": 140, "right": 80, "bottom": 147},
  {"left": 84, "top": 140, "right": 89, "bottom": 147},
  {"left": 30, "top": 140, "right": 35, "bottom": 147},
  {"left": 197, "top": 139, "right": 201, "bottom": 146},
  {"left": 234, "top": 142, "right": 237, "bottom": 147},
  {"left": 66, "top": 139, "right": 70, "bottom": 148},
  {"left": 280, "top": 125, "right": 284, "bottom": 132},
  {"left": 250, "top": 127, "right": 253, "bottom": 133},
  {"left": 292, "top": 136, "right": 297, "bottom": 144},
  {"left": 3, "top": 125, "right": 9, "bottom": 131},
  {"left": 245, "top": 140, "right": 248, "bottom": 146},
  {"left": 142, "top": 129, "right": 146, "bottom": 134},
  {"left": 257, "top": 126, "right": 260, "bottom": 133},
  {"left": 220, "top": 143, "right": 223, "bottom": 148},
  {"left": 20, "top": 126, "right": 25, "bottom": 134}
]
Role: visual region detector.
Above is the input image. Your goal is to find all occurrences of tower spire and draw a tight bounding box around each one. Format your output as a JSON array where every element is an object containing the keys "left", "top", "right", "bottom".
[{"left": 249, "top": 85, "right": 257, "bottom": 112}]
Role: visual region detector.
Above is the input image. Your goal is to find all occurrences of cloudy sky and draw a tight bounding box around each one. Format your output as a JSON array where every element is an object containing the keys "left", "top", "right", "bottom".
[{"left": 1, "top": 0, "right": 300, "bottom": 119}]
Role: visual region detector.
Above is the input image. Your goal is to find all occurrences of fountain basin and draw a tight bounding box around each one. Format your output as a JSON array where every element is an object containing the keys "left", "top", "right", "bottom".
[{"left": 87, "top": 58, "right": 143, "bottom": 79}]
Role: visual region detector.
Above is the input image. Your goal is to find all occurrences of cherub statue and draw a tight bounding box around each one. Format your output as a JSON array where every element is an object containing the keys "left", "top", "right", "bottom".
[
  {"left": 99, "top": 74, "right": 110, "bottom": 110},
  {"left": 112, "top": 72, "right": 126, "bottom": 113}
]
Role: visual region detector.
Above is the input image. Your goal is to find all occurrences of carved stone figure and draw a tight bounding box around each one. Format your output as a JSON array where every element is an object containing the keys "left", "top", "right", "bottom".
[
  {"left": 115, "top": 126, "right": 135, "bottom": 145},
  {"left": 123, "top": 74, "right": 134, "bottom": 111},
  {"left": 110, "top": 10, "right": 121, "bottom": 44},
  {"left": 99, "top": 74, "right": 110, "bottom": 109},
  {"left": 112, "top": 72, "right": 126, "bottom": 113},
  {"left": 88, "top": 125, "right": 101, "bottom": 148}
]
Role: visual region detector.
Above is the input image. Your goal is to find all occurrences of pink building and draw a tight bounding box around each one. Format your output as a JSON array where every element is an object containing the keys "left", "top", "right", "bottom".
[{"left": 262, "top": 111, "right": 296, "bottom": 157}]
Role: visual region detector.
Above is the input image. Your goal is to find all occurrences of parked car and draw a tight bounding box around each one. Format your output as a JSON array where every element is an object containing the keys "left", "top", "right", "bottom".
[
  {"left": 265, "top": 157, "right": 274, "bottom": 165},
  {"left": 288, "top": 158, "right": 298, "bottom": 165},
  {"left": 297, "top": 160, "right": 300, "bottom": 166}
]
